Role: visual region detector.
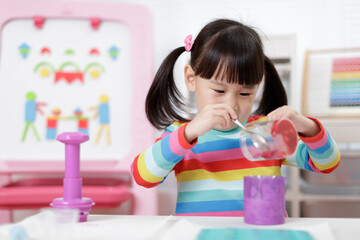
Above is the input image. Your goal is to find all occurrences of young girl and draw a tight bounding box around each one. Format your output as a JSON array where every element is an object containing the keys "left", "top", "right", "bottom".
[{"left": 132, "top": 19, "right": 340, "bottom": 216}]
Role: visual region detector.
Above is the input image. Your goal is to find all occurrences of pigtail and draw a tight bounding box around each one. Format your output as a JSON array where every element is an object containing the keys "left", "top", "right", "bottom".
[
  {"left": 145, "top": 47, "right": 188, "bottom": 129},
  {"left": 255, "top": 56, "right": 287, "bottom": 115}
]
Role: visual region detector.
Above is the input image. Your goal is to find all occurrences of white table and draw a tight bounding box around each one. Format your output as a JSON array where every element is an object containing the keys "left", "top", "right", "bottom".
[
  {"left": 2, "top": 214, "right": 360, "bottom": 240},
  {"left": 85, "top": 215, "right": 360, "bottom": 240}
]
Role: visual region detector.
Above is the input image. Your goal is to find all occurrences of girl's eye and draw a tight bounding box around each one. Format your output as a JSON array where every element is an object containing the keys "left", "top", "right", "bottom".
[
  {"left": 240, "top": 93, "right": 250, "bottom": 96},
  {"left": 214, "top": 89, "right": 225, "bottom": 94}
]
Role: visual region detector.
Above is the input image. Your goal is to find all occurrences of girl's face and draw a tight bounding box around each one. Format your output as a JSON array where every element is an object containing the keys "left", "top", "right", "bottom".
[
  {"left": 188, "top": 73, "right": 259, "bottom": 130},
  {"left": 196, "top": 76, "right": 258, "bottom": 119}
]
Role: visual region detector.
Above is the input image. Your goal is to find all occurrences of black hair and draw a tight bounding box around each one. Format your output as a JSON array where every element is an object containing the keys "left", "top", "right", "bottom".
[{"left": 146, "top": 19, "right": 287, "bottom": 129}]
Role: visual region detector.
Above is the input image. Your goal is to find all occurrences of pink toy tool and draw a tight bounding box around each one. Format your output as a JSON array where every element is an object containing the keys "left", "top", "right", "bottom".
[{"left": 50, "top": 132, "right": 95, "bottom": 222}]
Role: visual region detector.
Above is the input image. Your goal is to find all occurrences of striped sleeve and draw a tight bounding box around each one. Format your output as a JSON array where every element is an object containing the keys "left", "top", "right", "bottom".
[
  {"left": 283, "top": 117, "right": 340, "bottom": 173},
  {"left": 131, "top": 122, "right": 197, "bottom": 188}
]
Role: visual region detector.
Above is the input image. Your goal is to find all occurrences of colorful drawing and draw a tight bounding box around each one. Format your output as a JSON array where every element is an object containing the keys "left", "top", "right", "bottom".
[
  {"left": 21, "top": 91, "right": 46, "bottom": 141},
  {"left": 84, "top": 62, "right": 105, "bottom": 79},
  {"left": 19, "top": 43, "right": 30, "bottom": 59},
  {"left": 108, "top": 45, "right": 119, "bottom": 60},
  {"left": 55, "top": 61, "right": 83, "bottom": 83},
  {"left": 70, "top": 108, "right": 89, "bottom": 135},
  {"left": 34, "top": 61, "right": 105, "bottom": 83},
  {"left": 46, "top": 107, "right": 64, "bottom": 139},
  {"left": 75, "top": 109, "right": 89, "bottom": 135},
  {"left": 74, "top": 107, "right": 83, "bottom": 117},
  {"left": 46, "top": 107, "right": 89, "bottom": 140},
  {"left": 330, "top": 57, "right": 360, "bottom": 107},
  {"left": 89, "top": 94, "right": 110, "bottom": 145},
  {"left": 34, "top": 62, "right": 55, "bottom": 78}
]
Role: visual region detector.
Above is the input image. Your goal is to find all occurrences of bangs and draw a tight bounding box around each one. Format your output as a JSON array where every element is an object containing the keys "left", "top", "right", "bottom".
[{"left": 194, "top": 26, "right": 264, "bottom": 86}]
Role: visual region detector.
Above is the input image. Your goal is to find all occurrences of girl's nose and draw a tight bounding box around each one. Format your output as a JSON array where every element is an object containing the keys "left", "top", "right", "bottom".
[{"left": 226, "top": 95, "right": 238, "bottom": 111}]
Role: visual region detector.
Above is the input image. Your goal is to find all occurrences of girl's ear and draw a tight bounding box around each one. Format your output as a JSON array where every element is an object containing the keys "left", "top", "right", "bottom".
[{"left": 184, "top": 64, "right": 196, "bottom": 92}]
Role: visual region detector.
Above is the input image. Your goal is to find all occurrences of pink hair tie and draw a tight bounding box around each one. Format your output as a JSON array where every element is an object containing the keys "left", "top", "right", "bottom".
[{"left": 184, "top": 34, "right": 194, "bottom": 52}]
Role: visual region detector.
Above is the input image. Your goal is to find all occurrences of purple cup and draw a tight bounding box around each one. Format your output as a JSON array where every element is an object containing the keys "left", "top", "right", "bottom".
[{"left": 244, "top": 175, "right": 286, "bottom": 225}]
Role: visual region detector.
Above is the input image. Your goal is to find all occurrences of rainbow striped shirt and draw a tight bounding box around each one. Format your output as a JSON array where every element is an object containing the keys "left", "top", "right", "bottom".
[{"left": 131, "top": 116, "right": 340, "bottom": 216}]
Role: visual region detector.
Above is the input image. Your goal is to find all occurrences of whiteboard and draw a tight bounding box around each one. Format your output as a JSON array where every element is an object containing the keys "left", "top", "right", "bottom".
[{"left": 0, "top": 19, "right": 132, "bottom": 161}]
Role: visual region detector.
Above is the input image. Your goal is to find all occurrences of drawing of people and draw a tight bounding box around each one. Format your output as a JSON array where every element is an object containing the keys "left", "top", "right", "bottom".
[
  {"left": 21, "top": 91, "right": 46, "bottom": 141},
  {"left": 89, "top": 94, "right": 110, "bottom": 145}
]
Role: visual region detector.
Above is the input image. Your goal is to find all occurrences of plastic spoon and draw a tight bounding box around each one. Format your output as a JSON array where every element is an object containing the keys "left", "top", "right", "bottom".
[{"left": 233, "top": 119, "right": 270, "bottom": 151}]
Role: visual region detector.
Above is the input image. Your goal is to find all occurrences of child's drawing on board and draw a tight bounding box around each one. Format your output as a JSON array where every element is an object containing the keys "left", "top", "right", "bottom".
[{"left": 21, "top": 91, "right": 46, "bottom": 141}]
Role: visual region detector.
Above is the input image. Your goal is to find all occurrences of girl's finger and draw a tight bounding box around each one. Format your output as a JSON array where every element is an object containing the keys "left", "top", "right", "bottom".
[
  {"left": 212, "top": 104, "right": 237, "bottom": 120},
  {"left": 213, "top": 110, "right": 232, "bottom": 127}
]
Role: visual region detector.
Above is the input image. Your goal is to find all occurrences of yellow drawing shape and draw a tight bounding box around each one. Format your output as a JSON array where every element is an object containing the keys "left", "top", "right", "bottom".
[
  {"left": 90, "top": 69, "right": 100, "bottom": 79},
  {"left": 40, "top": 67, "right": 50, "bottom": 77},
  {"left": 100, "top": 94, "right": 109, "bottom": 103}
]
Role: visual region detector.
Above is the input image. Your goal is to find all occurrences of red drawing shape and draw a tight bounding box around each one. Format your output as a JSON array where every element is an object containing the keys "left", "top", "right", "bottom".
[
  {"left": 41, "top": 47, "right": 51, "bottom": 54},
  {"left": 90, "top": 48, "right": 100, "bottom": 55},
  {"left": 55, "top": 72, "right": 84, "bottom": 84},
  {"left": 36, "top": 102, "right": 47, "bottom": 115},
  {"left": 47, "top": 119, "right": 57, "bottom": 128},
  {"left": 78, "top": 119, "right": 88, "bottom": 128}
]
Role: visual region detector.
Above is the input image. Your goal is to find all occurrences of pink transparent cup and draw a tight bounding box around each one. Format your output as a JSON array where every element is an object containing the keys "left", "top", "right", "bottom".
[
  {"left": 244, "top": 175, "right": 286, "bottom": 225},
  {"left": 240, "top": 118, "right": 298, "bottom": 161}
]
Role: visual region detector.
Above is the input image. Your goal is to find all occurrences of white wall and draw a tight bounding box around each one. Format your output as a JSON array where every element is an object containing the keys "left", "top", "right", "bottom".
[{"left": 106, "top": 0, "right": 360, "bottom": 111}]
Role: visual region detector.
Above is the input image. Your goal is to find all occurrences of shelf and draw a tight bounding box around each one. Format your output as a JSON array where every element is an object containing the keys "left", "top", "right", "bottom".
[{"left": 287, "top": 193, "right": 360, "bottom": 202}]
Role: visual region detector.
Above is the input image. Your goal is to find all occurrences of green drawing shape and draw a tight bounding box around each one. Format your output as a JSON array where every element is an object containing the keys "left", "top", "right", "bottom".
[
  {"left": 84, "top": 62, "right": 105, "bottom": 73},
  {"left": 21, "top": 122, "right": 40, "bottom": 141},
  {"left": 67, "top": 116, "right": 88, "bottom": 120},
  {"left": 33, "top": 62, "right": 56, "bottom": 72},
  {"left": 65, "top": 49, "right": 75, "bottom": 54},
  {"left": 58, "top": 62, "right": 80, "bottom": 72},
  {"left": 26, "top": 91, "right": 36, "bottom": 100}
]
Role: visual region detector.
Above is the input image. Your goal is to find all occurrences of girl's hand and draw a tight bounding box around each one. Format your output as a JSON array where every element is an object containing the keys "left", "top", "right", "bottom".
[
  {"left": 185, "top": 103, "right": 237, "bottom": 143},
  {"left": 267, "top": 105, "right": 321, "bottom": 137}
]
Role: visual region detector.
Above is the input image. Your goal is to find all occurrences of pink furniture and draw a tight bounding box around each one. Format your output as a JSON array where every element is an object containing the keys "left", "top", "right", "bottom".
[{"left": 0, "top": 0, "right": 157, "bottom": 223}]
